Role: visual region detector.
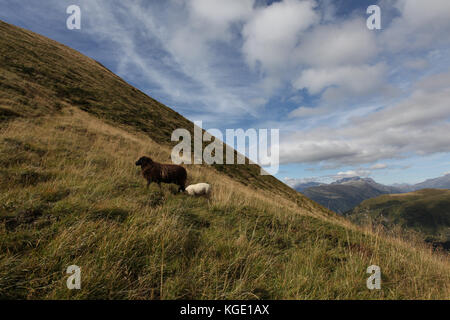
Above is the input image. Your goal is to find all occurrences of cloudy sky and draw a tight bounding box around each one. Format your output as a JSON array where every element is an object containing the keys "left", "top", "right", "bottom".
[{"left": 1, "top": 0, "right": 449, "bottom": 186}]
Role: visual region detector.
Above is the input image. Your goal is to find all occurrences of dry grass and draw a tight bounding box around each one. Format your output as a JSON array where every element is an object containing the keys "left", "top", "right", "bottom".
[
  {"left": 0, "top": 109, "right": 449, "bottom": 299},
  {"left": 0, "top": 19, "right": 449, "bottom": 300}
]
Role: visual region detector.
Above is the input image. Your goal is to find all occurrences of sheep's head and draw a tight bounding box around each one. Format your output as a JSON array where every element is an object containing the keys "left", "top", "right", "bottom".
[{"left": 135, "top": 156, "right": 153, "bottom": 167}]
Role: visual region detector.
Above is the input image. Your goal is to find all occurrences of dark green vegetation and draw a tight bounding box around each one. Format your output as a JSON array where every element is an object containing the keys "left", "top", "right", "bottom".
[
  {"left": 346, "top": 189, "right": 450, "bottom": 250},
  {"left": 0, "top": 20, "right": 449, "bottom": 299}
]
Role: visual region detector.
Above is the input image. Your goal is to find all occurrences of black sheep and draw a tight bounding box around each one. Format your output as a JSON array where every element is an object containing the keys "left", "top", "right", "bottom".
[{"left": 135, "top": 156, "right": 187, "bottom": 192}]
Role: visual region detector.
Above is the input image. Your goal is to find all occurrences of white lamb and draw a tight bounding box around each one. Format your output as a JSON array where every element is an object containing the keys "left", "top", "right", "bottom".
[{"left": 185, "top": 183, "right": 211, "bottom": 197}]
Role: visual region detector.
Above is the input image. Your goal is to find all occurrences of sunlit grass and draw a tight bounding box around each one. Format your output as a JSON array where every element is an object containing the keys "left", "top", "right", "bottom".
[{"left": 0, "top": 110, "right": 448, "bottom": 299}]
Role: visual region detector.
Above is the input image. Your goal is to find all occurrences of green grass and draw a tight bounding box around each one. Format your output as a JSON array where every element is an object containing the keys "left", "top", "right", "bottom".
[
  {"left": 0, "top": 20, "right": 297, "bottom": 201},
  {"left": 346, "top": 189, "right": 450, "bottom": 245},
  {"left": 0, "top": 20, "right": 449, "bottom": 300},
  {"left": 0, "top": 110, "right": 448, "bottom": 299}
]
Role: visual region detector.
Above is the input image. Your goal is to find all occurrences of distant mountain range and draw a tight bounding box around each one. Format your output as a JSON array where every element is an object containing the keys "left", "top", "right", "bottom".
[
  {"left": 291, "top": 181, "right": 324, "bottom": 192},
  {"left": 406, "top": 174, "right": 450, "bottom": 191},
  {"left": 299, "top": 177, "right": 402, "bottom": 213},
  {"left": 295, "top": 174, "right": 450, "bottom": 214}
]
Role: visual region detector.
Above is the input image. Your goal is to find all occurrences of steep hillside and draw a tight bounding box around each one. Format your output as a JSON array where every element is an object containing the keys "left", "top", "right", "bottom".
[
  {"left": 0, "top": 20, "right": 449, "bottom": 299},
  {"left": 0, "top": 20, "right": 294, "bottom": 200},
  {"left": 301, "top": 177, "right": 401, "bottom": 214},
  {"left": 346, "top": 189, "right": 450, "bottom": 250}
]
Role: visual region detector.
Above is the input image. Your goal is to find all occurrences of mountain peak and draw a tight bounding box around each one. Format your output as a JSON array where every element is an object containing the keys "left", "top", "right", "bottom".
[
  {"left": 333, "top": 176, "right": 362, "bottom": 184},
  {"left": 333, "top": 176, "right": 376, "bottom": 184}
]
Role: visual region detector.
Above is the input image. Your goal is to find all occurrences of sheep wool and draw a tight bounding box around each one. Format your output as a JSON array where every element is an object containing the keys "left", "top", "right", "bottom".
[
  {"left": 135, "top": 156, "right": 187, "bottom": 192},
  {"left": 185, "top": 183, "right": 211, "bottom": 196}
]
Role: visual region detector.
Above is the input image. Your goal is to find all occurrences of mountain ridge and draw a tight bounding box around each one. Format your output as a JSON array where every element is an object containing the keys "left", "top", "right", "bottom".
[
  {"left": 408, "top": 174, "right": 450, "bottom": 191},
  {"left": 295, "top": 174, "right": 450, "bottom": 213},
  {"left": 1, "top": 20, "right": 449, "bottom": 299},
  {"left": 297, "top": 177, "right": 402, "bottom": 213}
]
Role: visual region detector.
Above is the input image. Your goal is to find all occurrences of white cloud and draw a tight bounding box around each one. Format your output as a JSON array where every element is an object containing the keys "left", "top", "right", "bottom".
[
  {"left": 75, "top": 0, "right": 268, "bottom": 122},
  {"left": 382, "top": 0, "right": 450, "bottom": 52},
  {"left": 293, "top": 18, "right": 378, "bottom": 68},
  {"left": 189, "top": 0, "right": 254, "bottom": 31},
  {"left": 284, "top": 176, "right": 329, "bottom": 188},
  {"left": 293, "top": 63, "right": 387, "bottom": 95},
  {"left": 31, "top": 0, "right": 449, "bottom": 171},
  {"left": 170, "top": 0, "right": 254, "bottom": 61},
  {"left": 284, "top": 167, "right": 378, "bottom": 188},
  {"left": 283, "top": 17, "right": 388, "bottom": 108},
  {"left": 403, "top": 58, "right": 429, "bottom": 70},
  {"left": 280, "top": 71, "right": 450, "bottom": 166},
  {"left": 288, "top": 106, "right": 326, "bottom": 118},
  {"left": 370, "top": 163, "right": 388, "bottom": 170},
  {"left": 241, "top": 5, "right": 381, "bottom": 98},
  {"left": 336, "top": 170, "right": 371, "bottom": 178},
  {"left": 242, "top": 0, "right": 319, "bottom": 91}
]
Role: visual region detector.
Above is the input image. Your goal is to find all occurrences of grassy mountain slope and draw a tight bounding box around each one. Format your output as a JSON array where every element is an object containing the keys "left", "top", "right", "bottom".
[
  {"left": 0, "top": 20, "right": 293, "bottom": 200},
  {"left": 346, "top": 189, "right": 450, "bottom": 248},
  {"left": 0, "top": 20, "right": 449, "bottom": 299}
]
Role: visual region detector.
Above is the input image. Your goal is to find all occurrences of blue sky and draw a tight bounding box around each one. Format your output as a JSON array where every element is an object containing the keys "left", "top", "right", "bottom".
[{"left": 1, "top": 0, "right": 449, "bottom": 186}]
